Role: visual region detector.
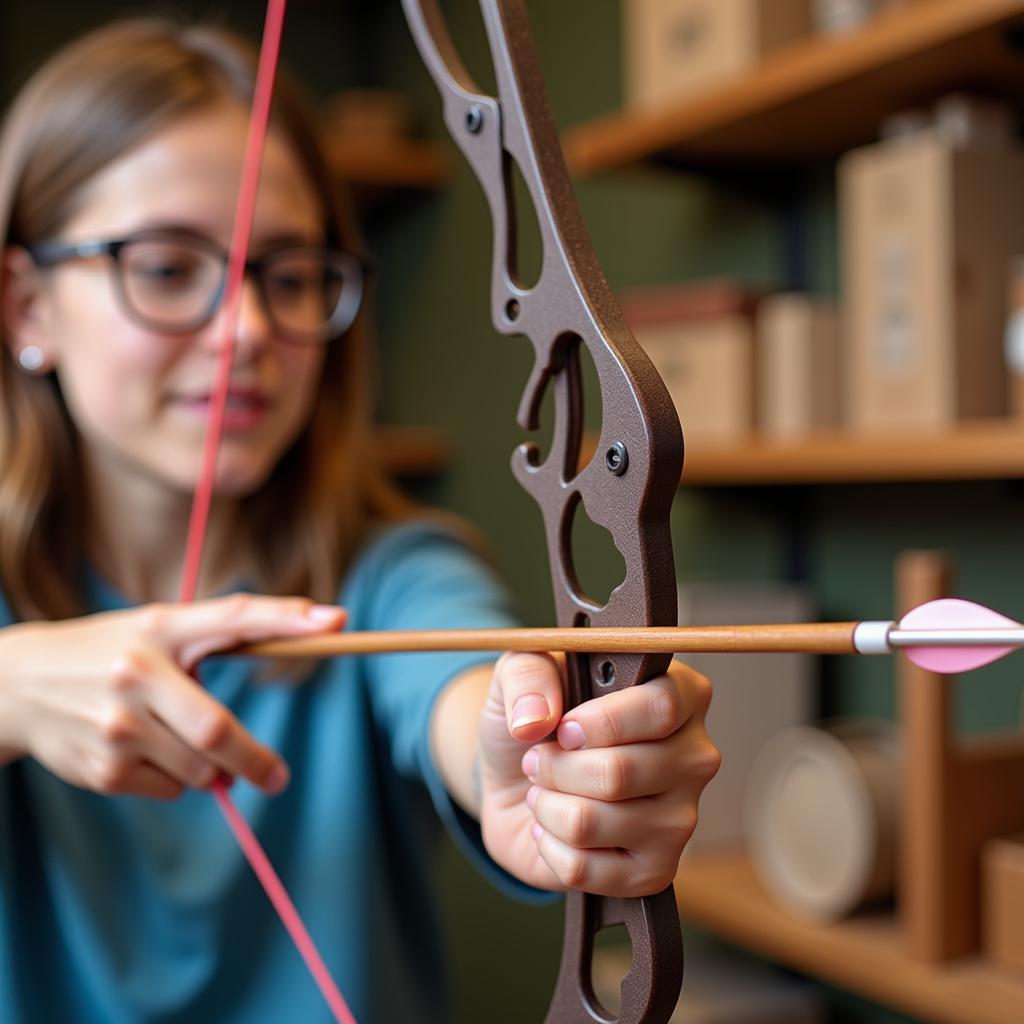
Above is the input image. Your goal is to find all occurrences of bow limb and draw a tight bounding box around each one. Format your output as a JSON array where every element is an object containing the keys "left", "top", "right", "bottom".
[{"left": 401, "top": 2, "right": 685, "bottom": 1022}]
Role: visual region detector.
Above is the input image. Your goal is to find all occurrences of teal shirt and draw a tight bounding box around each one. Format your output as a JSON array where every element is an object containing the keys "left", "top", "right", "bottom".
[{"left": 0, "top": 522, "right": 542, "bottom": 1022}]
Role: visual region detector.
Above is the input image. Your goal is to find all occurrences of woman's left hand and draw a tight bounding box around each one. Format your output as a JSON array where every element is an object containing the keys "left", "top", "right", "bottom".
[{"left": 477, "top": 653, "right": 720, "bottom": 896}]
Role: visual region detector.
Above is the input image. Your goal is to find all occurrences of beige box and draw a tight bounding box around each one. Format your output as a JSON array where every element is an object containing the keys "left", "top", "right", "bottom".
[
  {"left": 984, "top": 834, "right": 1024, "bottom": 972},
  {"left": 758, "top": 293, "right": 840, "bottom": 438},
  {"left": 623, "top": 282, "right": 757, "bottom": 442},
  {"left": 1006, "top": 260, "right": 1024, "bottom": 418},
  {"left": 840, "top": 132, "right": 1024, "bottom": 430},
  {"left": 814, "top": 0, "right": 907, "bottom": 36},
  {"left": 624, "top": 0, "right": 811, "bottom": 109},
  {"left": 677, "top": 584, "right": 814, "bottom": 856}
]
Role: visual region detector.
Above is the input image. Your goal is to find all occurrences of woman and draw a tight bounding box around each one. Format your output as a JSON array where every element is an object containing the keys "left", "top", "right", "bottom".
[{"left": 0, "top": 18, "right": 718, "bottom": 1023}]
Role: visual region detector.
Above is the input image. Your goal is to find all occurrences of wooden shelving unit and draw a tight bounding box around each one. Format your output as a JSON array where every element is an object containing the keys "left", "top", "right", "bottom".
[
  {"left": 373, "top": 425, "right": 450, "bottom": 477},
  {"left": 676, "top": 853, "right": 1024, "bottom": 1024},
  {"left": 564, "top": 0, "right": 1024, "bottom": 175},
  {"left": 324, "top": 135, "right": 448, "bottom": 192}
]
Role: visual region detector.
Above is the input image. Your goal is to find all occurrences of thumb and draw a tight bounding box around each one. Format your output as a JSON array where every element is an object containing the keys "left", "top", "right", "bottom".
[{"left": 491, "top": 652, "right": 565, "bottom": 744}]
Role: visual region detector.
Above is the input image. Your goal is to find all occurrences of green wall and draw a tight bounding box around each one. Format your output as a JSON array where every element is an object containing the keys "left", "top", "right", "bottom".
[{"left": 4, "top": 2, "right": 1023, "bottom": 1021}]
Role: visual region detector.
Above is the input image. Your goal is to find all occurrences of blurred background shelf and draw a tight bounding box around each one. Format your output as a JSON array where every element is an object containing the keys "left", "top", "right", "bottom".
[
  {"left": 564, "top": 0, "right": 1024, "bottom": 175},
  {"left": 324, "top": 136, "right": 449, "bottom": 193},
  {"left": 679, "top": 420, "right": 1024, "bottom": 485},
  {"left": 677, "top": 852, "right": 1024, "bottom": 1024},
  {"left": 372, "top": 425, "right": 451, "bottom": 477}
]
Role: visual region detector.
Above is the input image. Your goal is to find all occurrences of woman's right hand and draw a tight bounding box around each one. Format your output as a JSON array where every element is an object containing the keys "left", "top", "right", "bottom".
[{"left": 0, "top": 594, "right": 345, "bottom": 800}]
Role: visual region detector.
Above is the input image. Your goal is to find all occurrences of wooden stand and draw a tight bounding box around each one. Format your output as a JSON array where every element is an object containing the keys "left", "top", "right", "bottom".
[{"left": 899, "top": 551, "right": 1024, "bottom": 961}]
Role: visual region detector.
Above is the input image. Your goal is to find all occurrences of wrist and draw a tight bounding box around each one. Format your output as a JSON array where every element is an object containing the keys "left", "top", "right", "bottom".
[{"left": 0, "top": 625, "right": 32, "bottom": 764}]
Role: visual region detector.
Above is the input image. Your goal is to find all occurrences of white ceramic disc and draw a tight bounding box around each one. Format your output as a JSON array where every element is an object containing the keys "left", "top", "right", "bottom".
[{"left": 746, "top": 726, "right": 878, "bottom": 922}]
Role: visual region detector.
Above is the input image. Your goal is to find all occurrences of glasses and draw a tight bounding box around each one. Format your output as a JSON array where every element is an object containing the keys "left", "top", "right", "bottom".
[{"left": 27, "top": 229, "right": 368, "bottom": 345}]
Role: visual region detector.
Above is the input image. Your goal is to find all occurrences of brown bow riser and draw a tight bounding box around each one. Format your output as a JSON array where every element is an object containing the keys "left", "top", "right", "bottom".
[{"left": 400, "top": 2, "right": 686, "bottom": 1021}]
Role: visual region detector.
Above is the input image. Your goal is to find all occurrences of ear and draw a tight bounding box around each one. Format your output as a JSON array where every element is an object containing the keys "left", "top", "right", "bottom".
[{"left": 2, "top": 246, "right": 55, "bottom": 371}]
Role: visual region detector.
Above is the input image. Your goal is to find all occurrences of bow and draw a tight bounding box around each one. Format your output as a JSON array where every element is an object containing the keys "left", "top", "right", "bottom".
[{"left": 401, "top": 3, "right": 685, "bottom": 1021}]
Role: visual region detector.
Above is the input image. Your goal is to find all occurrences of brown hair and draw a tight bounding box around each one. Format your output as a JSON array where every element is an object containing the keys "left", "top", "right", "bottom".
[{"left": 0, "top": 19, "right": 413, "bottom": 620}]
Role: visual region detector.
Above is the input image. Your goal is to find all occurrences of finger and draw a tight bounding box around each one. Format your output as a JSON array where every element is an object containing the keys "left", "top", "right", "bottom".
[
  {"left": 495, "top": 652, "right": 565, "bottom": 743},
  {"left": 523, "top": 733, "right": 718, "bottom": 802},
  {"left": 527, "top": 785, "right": 697, "bottom": 852},
  {"left": 556, "top": 668, "right": 710, "bottom": 751},
  {"left": 131, "top": 763, "right": 187, "bottom": 800},
  {"left": 130, "top": 648, "right": 289, "bottom": 793},
  {"left": 136, "top": 594, "right": 347, "bottom": 668},
  {"left": 138, "top": 713, "right": 220, "bottom": 790},
  {"left": 97, "top": 760, "right": 185, "bottom": 801},
  {"left": 529, "top": 823, "right": 677, "bottom": 898}
]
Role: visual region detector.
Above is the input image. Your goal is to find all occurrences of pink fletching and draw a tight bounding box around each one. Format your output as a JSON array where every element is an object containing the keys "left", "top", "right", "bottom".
[{"left": 900, "top": 598, "right": 1016, "bottom": 673}]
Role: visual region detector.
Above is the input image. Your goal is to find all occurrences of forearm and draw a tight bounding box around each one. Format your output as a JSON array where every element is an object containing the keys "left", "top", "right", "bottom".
[{"left": 429, "top": 662, "right": 493, "bottom": 818}]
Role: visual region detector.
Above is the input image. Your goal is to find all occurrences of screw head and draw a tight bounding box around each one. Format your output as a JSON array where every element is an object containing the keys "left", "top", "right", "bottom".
[
  {"left": 605, "top": 441, "right": 628, "bottom": 476},
  {"left": 465, "top": 106, "right": 484, "bottom": 134}
]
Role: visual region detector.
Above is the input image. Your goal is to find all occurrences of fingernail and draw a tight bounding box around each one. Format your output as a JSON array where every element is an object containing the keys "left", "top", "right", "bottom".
[
  {"left": 522, "top": 749, "right": 539, "bottom": 782},
  {"left": 266, "top": 763, "right": 290, "bottom": 793},
  {"left": 531, "top": 822, "right": 544, "bottom": 842},
  {"left": 558, "top": 720, "right": 586, "bottom": 750},
  {"left": 526, "top": 784, "right": 540, "bottom": 809},
  {"left": 511, "top": 694, "right": 550, "bottom": 732},
  {"left": 307, "top": 604, "right": 341, "bottom": 623}
]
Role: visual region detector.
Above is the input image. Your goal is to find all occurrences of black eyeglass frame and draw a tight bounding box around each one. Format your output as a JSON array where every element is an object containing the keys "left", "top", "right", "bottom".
[{"left": 26, "top": 230, "right": 372, "bottom": 345}]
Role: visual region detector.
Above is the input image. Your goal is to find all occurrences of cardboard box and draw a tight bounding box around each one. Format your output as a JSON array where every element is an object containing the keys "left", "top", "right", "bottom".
[
  {"left": 757, "top": 294, "right": 840, "bottom": 438},
  {"left": 677, "top": 583, "right": 815, "bottom": 855},
  {"left": 983, "top": 834, "right": 1024, "bottom": 971},
  {"left": 840, "top": 132, "right": 1024, "bottom": 430},
  {"left": 814, "top": 0, "right": 906, "bottom": 36},
  {"left": 624, "top": 0, "right": 811, "bottom": 109},
  {"left": 622, "top": 282, "right": 757, "bottom": 442},
  {"left": 1006, "top": 260, "right": 1024, "bottom": 418},
  {"left": 881, "top": 94, "right": 1015, "bottom": 149}
]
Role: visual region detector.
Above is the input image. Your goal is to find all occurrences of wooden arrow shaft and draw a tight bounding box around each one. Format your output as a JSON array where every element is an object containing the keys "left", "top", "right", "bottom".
[{"left": 239, "top": 622, "right": 862, "bottom": 658}]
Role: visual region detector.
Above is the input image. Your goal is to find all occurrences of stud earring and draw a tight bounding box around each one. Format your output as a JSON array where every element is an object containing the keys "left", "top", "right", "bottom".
[{"left": 17, "top": 346, "right": 46, "bottom": 373}]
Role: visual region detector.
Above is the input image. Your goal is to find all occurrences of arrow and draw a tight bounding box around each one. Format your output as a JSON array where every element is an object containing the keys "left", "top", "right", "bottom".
[{"left": 237, "top": 599, "right": 1023, "bottom": 672}]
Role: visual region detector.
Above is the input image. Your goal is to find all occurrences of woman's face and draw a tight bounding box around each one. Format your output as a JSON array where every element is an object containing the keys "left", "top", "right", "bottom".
[{"left": 16, "top": 101, "right": 329, "bottom": 499}]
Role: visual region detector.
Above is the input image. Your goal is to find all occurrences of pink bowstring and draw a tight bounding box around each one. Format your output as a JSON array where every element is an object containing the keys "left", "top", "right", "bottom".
[{"left": 177, "top": 1, "right": 356, "bottom": 1021}]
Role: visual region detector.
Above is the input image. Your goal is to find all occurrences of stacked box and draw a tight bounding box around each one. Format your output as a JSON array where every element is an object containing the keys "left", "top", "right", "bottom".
[
  {"left": 757, "top": 294, "right": 840, "bottom": 438},
  {"left": 622, "top": 281, "right": 758, "bottom": 442},
  {"left": 840, "top": 132, "right": 1024, "bottom": 430},
  {"left": 624, "top": 0, "right": 811, "bottom": 109}
]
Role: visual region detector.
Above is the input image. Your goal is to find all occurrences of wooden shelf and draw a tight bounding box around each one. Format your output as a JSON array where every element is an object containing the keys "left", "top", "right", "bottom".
[
  {"left": 565, "top": 0, "right": 1024, "bottom": 176},
  {"left": 676, "top": 852, "right": 1024, "bottom": 1024},
  {"left": 324, "top": 136, "right": 449, "bottom": 191},
  {"left": 373, "top": 425, "right": 450, "bottom": 477},
  {"left": 677, "top": 420, "right": 1024, "bottom": 485}
]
